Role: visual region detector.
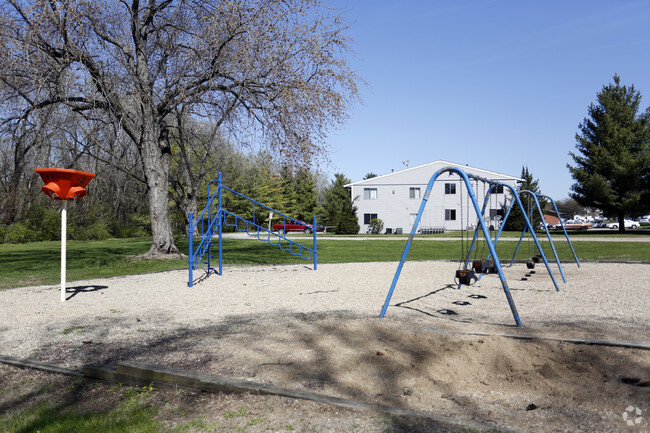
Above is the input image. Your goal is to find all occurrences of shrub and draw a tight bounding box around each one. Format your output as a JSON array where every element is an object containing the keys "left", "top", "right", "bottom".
[
  {"left": 369, "top": 218, "right": 384, "bottom": 234},
  {"left": 69, "top": 220, "right": 112, "bottom": 241},
  {"left": 24, "top": 204, "right": 61, "bottom": 241},
  {"left": 109, "top": 213, "right": 151, "bottom": 238},
  {"left": 2, "top": 222, "right": 39, "bottom": 243}
]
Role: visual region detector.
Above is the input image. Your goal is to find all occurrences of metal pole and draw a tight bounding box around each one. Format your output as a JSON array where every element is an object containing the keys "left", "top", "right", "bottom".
[
  {"left": 510, "top": 190, "right": 561, "bottom": 291},
  {"left": 60, "top": 200, "right": 67, "bottom": 302},
  {"left": 218, "top": 172, "right": 223, "bottom": 276},
  {"left": 521, "top": 190, "right": 566, "bottom": 283},
  {"left": 541, "top": 194, "right": 580, "bottom": 267},
  {"left": 511, "top": 226, "right": 527, "bottom": 266},
  {"left": 188, "top": 211, "right": 193, "bottom": 287},
  {"left": 380, "top": 168, "right": 442, "bottom": 318},
  {"left": 313, "top": 215, "right": 318, "bottom": 270},
  {"left": 454, "top": 171, "right": 521, "bottom": 326}
]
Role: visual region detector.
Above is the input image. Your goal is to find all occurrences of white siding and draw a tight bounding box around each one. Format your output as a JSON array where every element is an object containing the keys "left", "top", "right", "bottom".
[{"left": 348, "top": 161, "right": 521, "bottom": 234}]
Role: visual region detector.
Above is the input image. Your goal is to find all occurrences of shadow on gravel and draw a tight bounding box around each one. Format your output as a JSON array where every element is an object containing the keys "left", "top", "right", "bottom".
[
  {"left": 65, "top": 285, "right": 109, "bottom": 300},
  {"left": 6, "top": 310, "right": 648, "bottom": 433}
]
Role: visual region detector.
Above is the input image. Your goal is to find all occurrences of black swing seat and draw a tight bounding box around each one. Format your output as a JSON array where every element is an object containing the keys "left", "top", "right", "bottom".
[
  {"left": 456, "top": 269, "right": 477, "bottom": 285},
  {"left": 473, "top": 259, "right": 498, "bottom": 274},
  {"left": 472, "top": 260, "right": 490, "bottom": 274},
  {"left": 526, "top": 260, "right": 535, "bottom": 269}
]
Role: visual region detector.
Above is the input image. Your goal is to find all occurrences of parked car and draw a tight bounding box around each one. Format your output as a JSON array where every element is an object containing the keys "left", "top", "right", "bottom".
[
  {"left": 549, "top": 219, "right": 592, "bottom": 230},
  {"left": 606, "top": 219, "right": 639, "bottom": 229},
  {"left": 639, "top": 215, "right": 650, "bottom": 224},
  {"left": 273, "top": 220, "right": 324, "bottom": 234}
]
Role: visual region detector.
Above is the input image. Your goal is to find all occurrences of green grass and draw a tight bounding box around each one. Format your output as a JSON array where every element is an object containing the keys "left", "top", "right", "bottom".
[
  {"left": 0, "top": 238, "right": 188, "bottom": 289},
  {"left": 0, "top": 399, "right": 162, "bottom": 433},
  {"left": 0, "top": 235, "right": 648, "bottom": 289}
]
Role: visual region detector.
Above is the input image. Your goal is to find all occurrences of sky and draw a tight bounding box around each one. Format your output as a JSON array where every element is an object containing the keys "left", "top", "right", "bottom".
[{"left": 321, "top": 0, "right": 650, "bottom": 199}]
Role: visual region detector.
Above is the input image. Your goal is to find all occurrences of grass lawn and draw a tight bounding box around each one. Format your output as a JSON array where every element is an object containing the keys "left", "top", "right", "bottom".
[{"left": 0, "top": 235, "right": 648, "bottom": 289}]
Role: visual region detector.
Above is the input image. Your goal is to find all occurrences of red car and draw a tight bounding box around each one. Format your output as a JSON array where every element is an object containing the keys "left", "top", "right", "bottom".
[{"left": 273, "top": 221, "right": 323, "bottom": 234}]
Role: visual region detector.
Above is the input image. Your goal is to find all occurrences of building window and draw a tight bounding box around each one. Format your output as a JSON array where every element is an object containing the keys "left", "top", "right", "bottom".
[
  {"left": 364, "top": 213, "right": 378, "bottom": 224},
  {"left": 489, "top": 209, "right": 505, "bottom": 219},
  {"left": 363, "top": 188, "right": 377, "bottom": 200},
  {"left": 492, "top": 184, "right": 504, "bottom": 194},
  {"left": 409, "top": 187, "right": 421, "bottom": 199},
  {"left": 444, "top": 183, "right": 456, "bottom": 194},
  {"left": 445, "top": 209, "right": 456, "bottom": 221}
]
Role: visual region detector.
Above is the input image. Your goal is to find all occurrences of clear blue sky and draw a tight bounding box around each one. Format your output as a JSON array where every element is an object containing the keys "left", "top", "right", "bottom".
[{"left": 322, "top": 0, "right": 650, "bottom": 199}]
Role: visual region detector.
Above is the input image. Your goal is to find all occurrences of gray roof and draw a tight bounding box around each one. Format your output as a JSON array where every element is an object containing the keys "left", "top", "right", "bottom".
[{"left": 345, "top": 160, "right": 523, "bottom": 187}]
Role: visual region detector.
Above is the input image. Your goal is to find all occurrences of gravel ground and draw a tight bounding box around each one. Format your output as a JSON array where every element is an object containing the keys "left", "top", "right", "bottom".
[{"left": 1, "top": 260, "right": 649, "bottom": 432}]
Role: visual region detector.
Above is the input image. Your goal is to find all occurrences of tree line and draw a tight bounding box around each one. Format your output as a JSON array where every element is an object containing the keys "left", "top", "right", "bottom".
[
  {"left": 0, "top": 0, "right": 361, "bottom": 253},
  {"left": 0, "top": 130, "right": 361, "bottom": 243}
]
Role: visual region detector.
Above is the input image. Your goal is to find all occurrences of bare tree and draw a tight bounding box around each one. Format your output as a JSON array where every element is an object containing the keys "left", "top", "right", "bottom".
[
  {"left": 168, "top": 109, "right": 233, "bottom": 237},
  {"left": 1, "top": 0, "right": 360, "bottom": 256}
]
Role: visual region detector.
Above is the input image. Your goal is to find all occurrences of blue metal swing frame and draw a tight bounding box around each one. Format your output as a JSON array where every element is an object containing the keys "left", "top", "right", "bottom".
[
  {"left": 379, "top": 166, "right": 550, "bottom": 327},
  {"left": 509, "top": 192, "right": 580, "bottom": 271},
  {"left": 188, "top": 173, "right": 317, "bottom": 287}
]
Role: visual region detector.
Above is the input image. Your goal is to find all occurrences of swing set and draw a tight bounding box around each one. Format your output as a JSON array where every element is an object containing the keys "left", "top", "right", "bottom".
[{"left": 379, "top": 166, "right": 579, "bottom": 327}]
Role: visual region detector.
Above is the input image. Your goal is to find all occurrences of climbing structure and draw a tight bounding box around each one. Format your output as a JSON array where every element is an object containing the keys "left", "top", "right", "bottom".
[{"left": 188, "top": 173, "right": 317, "bottom": 287}]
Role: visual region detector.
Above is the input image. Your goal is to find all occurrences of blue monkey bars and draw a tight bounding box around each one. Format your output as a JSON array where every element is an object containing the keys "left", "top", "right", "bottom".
[
  {"left": 379, "top": 166, "right": 552, "bottom": 327},
  {"left": 188, "top": 173, "right": 317, "bottom": 287}
]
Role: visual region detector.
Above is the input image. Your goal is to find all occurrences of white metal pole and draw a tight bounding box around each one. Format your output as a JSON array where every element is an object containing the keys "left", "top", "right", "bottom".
[{"left": 61, "top": 200, "right": 67, "bottom": 302}]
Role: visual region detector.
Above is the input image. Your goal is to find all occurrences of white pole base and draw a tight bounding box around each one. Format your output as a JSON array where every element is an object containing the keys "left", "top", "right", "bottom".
[{"left": 61, "top": 200, "right": 67, "bottom": 302}]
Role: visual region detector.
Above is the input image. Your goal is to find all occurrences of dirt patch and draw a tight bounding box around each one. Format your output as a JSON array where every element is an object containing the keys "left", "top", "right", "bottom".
[
  {"left": 5, "top": 314, "right": 649, "bottom": 433},
  {"left": 1, "top": 261, "right": 649, "bottom": 432},
  {"left": 0, "top": 365, "right": 488, "bottom": 433}
]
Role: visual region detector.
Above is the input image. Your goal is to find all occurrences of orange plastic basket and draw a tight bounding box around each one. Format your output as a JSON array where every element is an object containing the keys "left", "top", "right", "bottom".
[{"left": 35, "top": 168, "right": 96, "bottom": 200}]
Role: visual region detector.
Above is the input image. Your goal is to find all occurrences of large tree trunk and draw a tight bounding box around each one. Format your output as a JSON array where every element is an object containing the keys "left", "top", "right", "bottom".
[
  {"left": 617, "top": 212, "right": 626, "bottom": 233},
  {"left": 140, "top": 121, "right": 182, "bottom": 258}
]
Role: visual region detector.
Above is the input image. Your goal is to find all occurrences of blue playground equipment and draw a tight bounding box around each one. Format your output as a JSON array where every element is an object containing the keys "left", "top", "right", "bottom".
[
  {"left": 380, "top": 166, "right": 551, "bottom": 327},
  {"left": 188, "top": 173, "right": 317, "bottom": 287},
  {"left": 509, "top": 191, "right": 580, "bottom": 271}
]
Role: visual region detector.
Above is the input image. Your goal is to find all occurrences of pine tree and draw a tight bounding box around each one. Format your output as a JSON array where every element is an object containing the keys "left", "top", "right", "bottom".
[
  {"left": 568, "top": 75, "right": 650, "bottom": 232},
  {"left": 280, "top": 166, "right": 317, "bottom": 221},
  {"left": 504, "top": 166, "right": 544, "bottom": 232},
  {"left": 322, "top": 173, "right": 359, "bottom": 233},
  {"left": 336, "top": 197, "right": 361, "bottom": 234}
]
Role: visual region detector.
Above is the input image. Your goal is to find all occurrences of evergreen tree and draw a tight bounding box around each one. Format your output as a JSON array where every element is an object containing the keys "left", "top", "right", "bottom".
[
  {"left": 280, "top": 166, "right": 317, "bottom": 221},
  {"left": 504, "top": 166, "right": 544, "bottom": 231},
  {"left": 336, "top": 197, "right": 361, "bottom": 234},
  {"left": 568, "top": 75, "right": 650, "bottom": 232},
  {"left": 322, "top": 173, "right": 359, "bottom": 233}
]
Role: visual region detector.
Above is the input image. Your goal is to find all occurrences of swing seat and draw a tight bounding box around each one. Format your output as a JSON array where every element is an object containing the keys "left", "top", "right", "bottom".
[
  {"left": 456, "top": 269, "right": 477, "bottom": 286},
  {"left": 526, "top": 260, "right": 535, "bottom": 269},
  {"left": 532, "top": 255, "right": 541, "bottom": 263},
  {"left": 472, "top": 260, "right": 491, "bottom": 274}
]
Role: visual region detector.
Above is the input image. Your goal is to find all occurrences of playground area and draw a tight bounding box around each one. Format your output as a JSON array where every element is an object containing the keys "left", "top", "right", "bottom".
[{"left": 1, "top": 259, "right": 649, "bottom": 432}]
